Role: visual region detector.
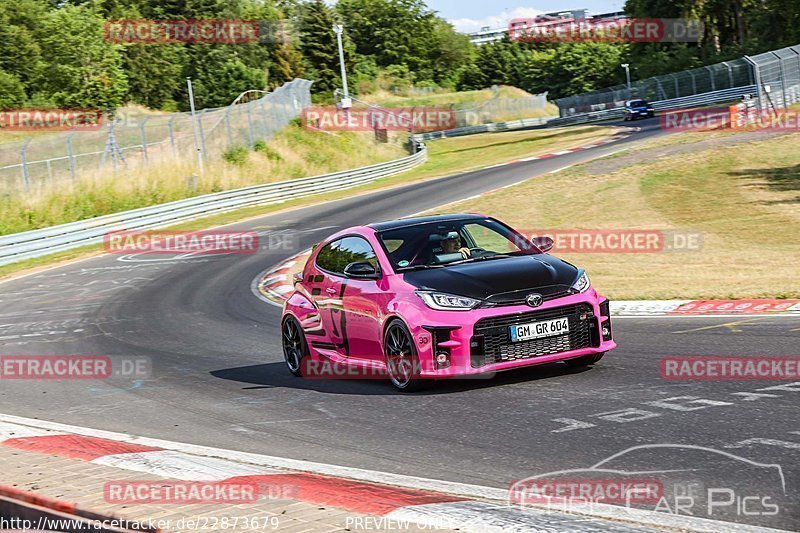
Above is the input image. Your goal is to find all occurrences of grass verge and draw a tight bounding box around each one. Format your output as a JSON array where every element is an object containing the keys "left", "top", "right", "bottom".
[
  {"left": 433, "top": 132, "right": 800, "bottom": 299},
  {"left": 0, "top": 125, "right": 407, "bottom": 235},
  {"left": 0, "top": 125, "right": 623, "bottom": 280}
]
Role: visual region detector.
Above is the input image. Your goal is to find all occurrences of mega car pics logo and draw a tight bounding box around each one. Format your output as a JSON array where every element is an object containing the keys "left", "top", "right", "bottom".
[
  {"left": 104, "top": 231, "right": 259, "bottom": 255},
  {"left": 301, "top": 107, "right": 456, "bottom": 132},
  {"left": 0, "top": 109, "right": 102, "bottom": 131}
]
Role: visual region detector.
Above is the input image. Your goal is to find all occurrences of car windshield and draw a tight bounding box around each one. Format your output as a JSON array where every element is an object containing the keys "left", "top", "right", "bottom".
[
  {"left": 377, "top": 218, "right": 539, "bottom": 270},
  {"left": 628, "top": 100, "right": 648, "bottom": 107}
]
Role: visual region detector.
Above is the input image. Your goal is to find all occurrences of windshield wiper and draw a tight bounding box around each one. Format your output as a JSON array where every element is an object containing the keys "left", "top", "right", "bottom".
[
  {"left": 447, "top": 253, "right": 513, "bottom": 266},
  {"left": 397, "top": 264, "right": 444, "bottom": 271}
]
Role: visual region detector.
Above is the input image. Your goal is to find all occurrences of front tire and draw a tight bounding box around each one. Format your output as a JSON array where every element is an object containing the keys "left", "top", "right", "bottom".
[
  {"left": 384, "top": 320, "right": 426, "bottom": 392},
  {"left": 564, "top": 352, "right": 605, "bottom": 367},
  {"left": 282, "top": 317, "right": 308, "bottom": 377}
]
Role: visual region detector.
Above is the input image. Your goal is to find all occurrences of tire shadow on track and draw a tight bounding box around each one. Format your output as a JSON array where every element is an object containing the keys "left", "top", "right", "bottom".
[{"left": 210, "top": 361, "right": 594, "bottom": 395}]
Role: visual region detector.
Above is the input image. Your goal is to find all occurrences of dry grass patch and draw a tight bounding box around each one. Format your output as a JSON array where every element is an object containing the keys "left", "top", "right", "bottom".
[
  {"left": 434, "top": 133, "right": 800, "bottom": 299},
  {"left": 0, "top": 126, "right": 406, "bottom": 235}
]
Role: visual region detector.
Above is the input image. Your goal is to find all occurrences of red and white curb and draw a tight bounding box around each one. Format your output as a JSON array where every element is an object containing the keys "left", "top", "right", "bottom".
[
  {"left": 479, "top": 127, "right": 639, "bottom": 170},
  {"left": 254, "top": 256, "right": 800, "bottom": 318},
  {"left": 0, "top": 414, "right": 788, "bottom": 533}
]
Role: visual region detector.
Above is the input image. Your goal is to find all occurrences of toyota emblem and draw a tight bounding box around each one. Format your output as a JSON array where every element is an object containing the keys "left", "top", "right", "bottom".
[{"left": 525, "top": 293, "right": 543, "bottom": 307}]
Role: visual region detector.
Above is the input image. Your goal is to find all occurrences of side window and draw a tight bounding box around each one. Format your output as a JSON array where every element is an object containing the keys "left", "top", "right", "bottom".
[
  {"left": 462, "top": 223, "right": 517, "bottom": 253},
  {"left": 315, "top": 237, "right": 378, "bottom": 275},
  {"left": 315, "top": 239, "right": 344, "bottom": 274}
]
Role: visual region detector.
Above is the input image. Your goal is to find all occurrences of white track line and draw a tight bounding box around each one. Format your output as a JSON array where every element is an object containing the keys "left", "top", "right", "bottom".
[{"left": 0, "top": 413, "right": 790, "bottom": 533}]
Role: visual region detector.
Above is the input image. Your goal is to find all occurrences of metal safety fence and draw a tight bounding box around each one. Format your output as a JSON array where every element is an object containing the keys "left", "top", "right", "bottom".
[
  {"left": 555, "top": 58, "right": 754, "bottom": 117},
  {"left": 552, "top": 43, "right": 800, "bottom": 123},
  {"left": 411, "top": 117, "right": 554, "bottom": 141},
  {"left": 0, "top": 144, "right": 427, "bottom": 266},
  {"left": 746, "top": 45, "right": 800, "bottom": 112},
  {"left": 0, "top": 79, "right": 313, "bottom": 192},
  {"left": 450, "top": 95, "right": 549, "bottom": 127}
]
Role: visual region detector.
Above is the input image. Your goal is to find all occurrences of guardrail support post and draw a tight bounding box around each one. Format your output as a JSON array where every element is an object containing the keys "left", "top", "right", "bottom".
[
  {"left": 20, "top": 140, "right": 31, "bottom": 192},
  {"left": 246, "top": 106, "right": 255, "bottom": 146},
  {"left": 743, "top": 56, "right": 764, "bottom": 112},
  {"left": 139, "top": 116, "right": 150, "bottom": 165},
  {"left": 225, "top": 108, "right": 234, "bottom": 148},
  {"left": 198, "top": 109, "right": 208, "bottom": 160},
  {"left": 705, "top": 66, "right": 715, "bottom": 91},
  {"left": 721, "top": 62, "right": 734, "bottom": 88},
  {"left": 66, "top": 132, "right": 76, "bottom": 182},
  {"left": 773, "top": 52, "right": 790, "bottom": 109},
  {"left": 168, "top": 115, "right": 177, "bottom": 158}
]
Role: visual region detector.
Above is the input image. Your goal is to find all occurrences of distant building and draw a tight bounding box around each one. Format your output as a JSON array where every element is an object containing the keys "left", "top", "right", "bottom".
[{"left": 466, "top": 9, "right": 625, "bottom": 45}]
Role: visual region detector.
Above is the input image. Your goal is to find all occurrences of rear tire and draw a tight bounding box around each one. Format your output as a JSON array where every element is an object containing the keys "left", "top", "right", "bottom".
[
  {"left": 384, "top": 320, "right": 426, "bottom": 392},
  {"left": 282, "top": 317, "right": 308, "bottom": 377},
  {"left": 564, "top": 352, "right": 605, "bottom": 367}
]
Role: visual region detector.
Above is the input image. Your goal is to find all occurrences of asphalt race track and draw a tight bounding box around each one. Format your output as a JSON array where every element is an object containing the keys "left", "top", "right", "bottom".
[{"left": 0, "top": 118, "right": 797, "bottom": 530}]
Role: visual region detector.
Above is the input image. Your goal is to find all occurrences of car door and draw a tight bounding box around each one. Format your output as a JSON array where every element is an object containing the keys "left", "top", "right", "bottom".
[
  {"left": 333, "top": 236, "right": 384, "bottom": 362},
  {"left": 312, "top": 238, "right": 347, "bottom": 354}
]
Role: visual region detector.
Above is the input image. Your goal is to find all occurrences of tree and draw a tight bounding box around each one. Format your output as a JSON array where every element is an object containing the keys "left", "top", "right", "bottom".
[
  {"left": 35, "top": 4, "right": 128, "bottom": 110},
  {"left": 298, "top": 0, "right": 345, "bottom": 96},
  {"left": 0, "top": 71, "right": 27, "bottom": 107}
]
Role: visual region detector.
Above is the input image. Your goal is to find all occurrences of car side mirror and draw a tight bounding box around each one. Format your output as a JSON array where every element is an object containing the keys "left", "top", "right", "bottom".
[
  {"left": 532, "top": 236, "right": 554, "bottom": 253},
  {"left": 344, "top": 261, "right": 380, "bottom": 279}
]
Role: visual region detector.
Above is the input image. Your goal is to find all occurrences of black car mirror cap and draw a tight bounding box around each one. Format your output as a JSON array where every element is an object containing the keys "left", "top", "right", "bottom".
[
  {"left": 344, "top": 261, "right": 381, "bottom": 279},
  {"left": 532, "top": 235, "right": 554, "bottom": 253}
]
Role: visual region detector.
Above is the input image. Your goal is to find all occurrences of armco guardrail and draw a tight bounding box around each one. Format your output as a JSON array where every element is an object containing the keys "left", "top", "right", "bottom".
[
  {"left": 412, "top": 117, "right": 556, "bottom": 141},
  {"left": 547, "top": 86, "right": 757, "bottom": 127},
  {"left": 0, "top": 146, "right": 427, "bottom": 266}
]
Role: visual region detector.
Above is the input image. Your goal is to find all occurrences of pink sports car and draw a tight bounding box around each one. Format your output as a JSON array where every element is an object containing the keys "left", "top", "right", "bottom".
[{"left": 281, "top": 214, "right": 616, "bottom": 391}]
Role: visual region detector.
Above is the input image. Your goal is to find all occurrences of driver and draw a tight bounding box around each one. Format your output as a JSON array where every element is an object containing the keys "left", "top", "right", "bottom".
[{"left": 441, "top": 231, "right": 471, "bottom": 259}]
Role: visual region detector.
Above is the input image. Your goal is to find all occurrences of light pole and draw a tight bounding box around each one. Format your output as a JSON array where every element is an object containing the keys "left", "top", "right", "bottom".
[
  {"left": 621, "top": 63, "right": 632, "bottom": 93},
  {"left": 332, "top": 24, "right": 351, "bottom": 109}
]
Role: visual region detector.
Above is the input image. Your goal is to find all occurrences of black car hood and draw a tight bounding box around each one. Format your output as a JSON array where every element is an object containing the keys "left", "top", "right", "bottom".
[{"left": 401, "top": 255, "right": 579, "bottom": 304}]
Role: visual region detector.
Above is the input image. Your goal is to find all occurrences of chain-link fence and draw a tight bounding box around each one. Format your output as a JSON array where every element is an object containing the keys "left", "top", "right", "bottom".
[
  {"left": 451, "top": 94, "right": 550, "bottom": 126},
  {"left": 0, "top": 78, "right": 313, "bottom": 193},
  {"left": 555, "top": 59, "right": 754, "bottom": 117},
  {"left": 746, "top": 45, "right": 800, "bottom": 112}
]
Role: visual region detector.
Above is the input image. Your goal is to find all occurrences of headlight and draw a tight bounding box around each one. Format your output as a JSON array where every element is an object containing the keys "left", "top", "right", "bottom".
[
  {"left": 416, "top": 291, "right": 480, "bottom": 311},
  {"left": 571, "top": 270, "right": 591, "bottom": 293}
]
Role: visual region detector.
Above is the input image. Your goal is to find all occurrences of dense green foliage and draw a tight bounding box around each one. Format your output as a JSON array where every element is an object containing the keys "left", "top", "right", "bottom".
[{"left": 0, "top": 0, "right": 797, "bottom": 111}]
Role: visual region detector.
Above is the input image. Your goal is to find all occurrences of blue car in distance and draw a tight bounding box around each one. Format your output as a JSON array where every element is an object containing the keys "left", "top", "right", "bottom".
[{"left": 623, "top": 99, "right": 655, "bottom": 120}]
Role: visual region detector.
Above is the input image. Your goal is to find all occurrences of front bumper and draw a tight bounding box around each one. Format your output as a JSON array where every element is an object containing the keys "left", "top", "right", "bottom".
[{"left": 411, "top": 290, "right": 615, "bottom": 377}]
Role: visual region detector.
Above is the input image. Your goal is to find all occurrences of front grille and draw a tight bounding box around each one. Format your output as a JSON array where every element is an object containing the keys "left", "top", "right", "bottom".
[
  {"left": 482, "top": 289, "right": 573, "bottom": 308},
  {"left": 471, "top": 304, "right": 597, "bottom": 367}
]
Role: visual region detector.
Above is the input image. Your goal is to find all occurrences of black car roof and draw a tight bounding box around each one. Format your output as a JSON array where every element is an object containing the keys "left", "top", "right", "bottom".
[{"left": 368, "top": 213, "right": 486, "bottom": 232}]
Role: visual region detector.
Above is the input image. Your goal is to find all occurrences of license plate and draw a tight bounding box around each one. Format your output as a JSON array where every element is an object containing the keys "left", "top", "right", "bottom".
[{"left": 509, "top": 317, "right": 569, "bottom": 342}]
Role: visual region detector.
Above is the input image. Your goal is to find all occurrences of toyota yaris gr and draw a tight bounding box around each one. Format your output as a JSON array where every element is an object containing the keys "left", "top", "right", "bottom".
[{"left": 281, "top": 214, "right": 615, "bottom": 391}]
